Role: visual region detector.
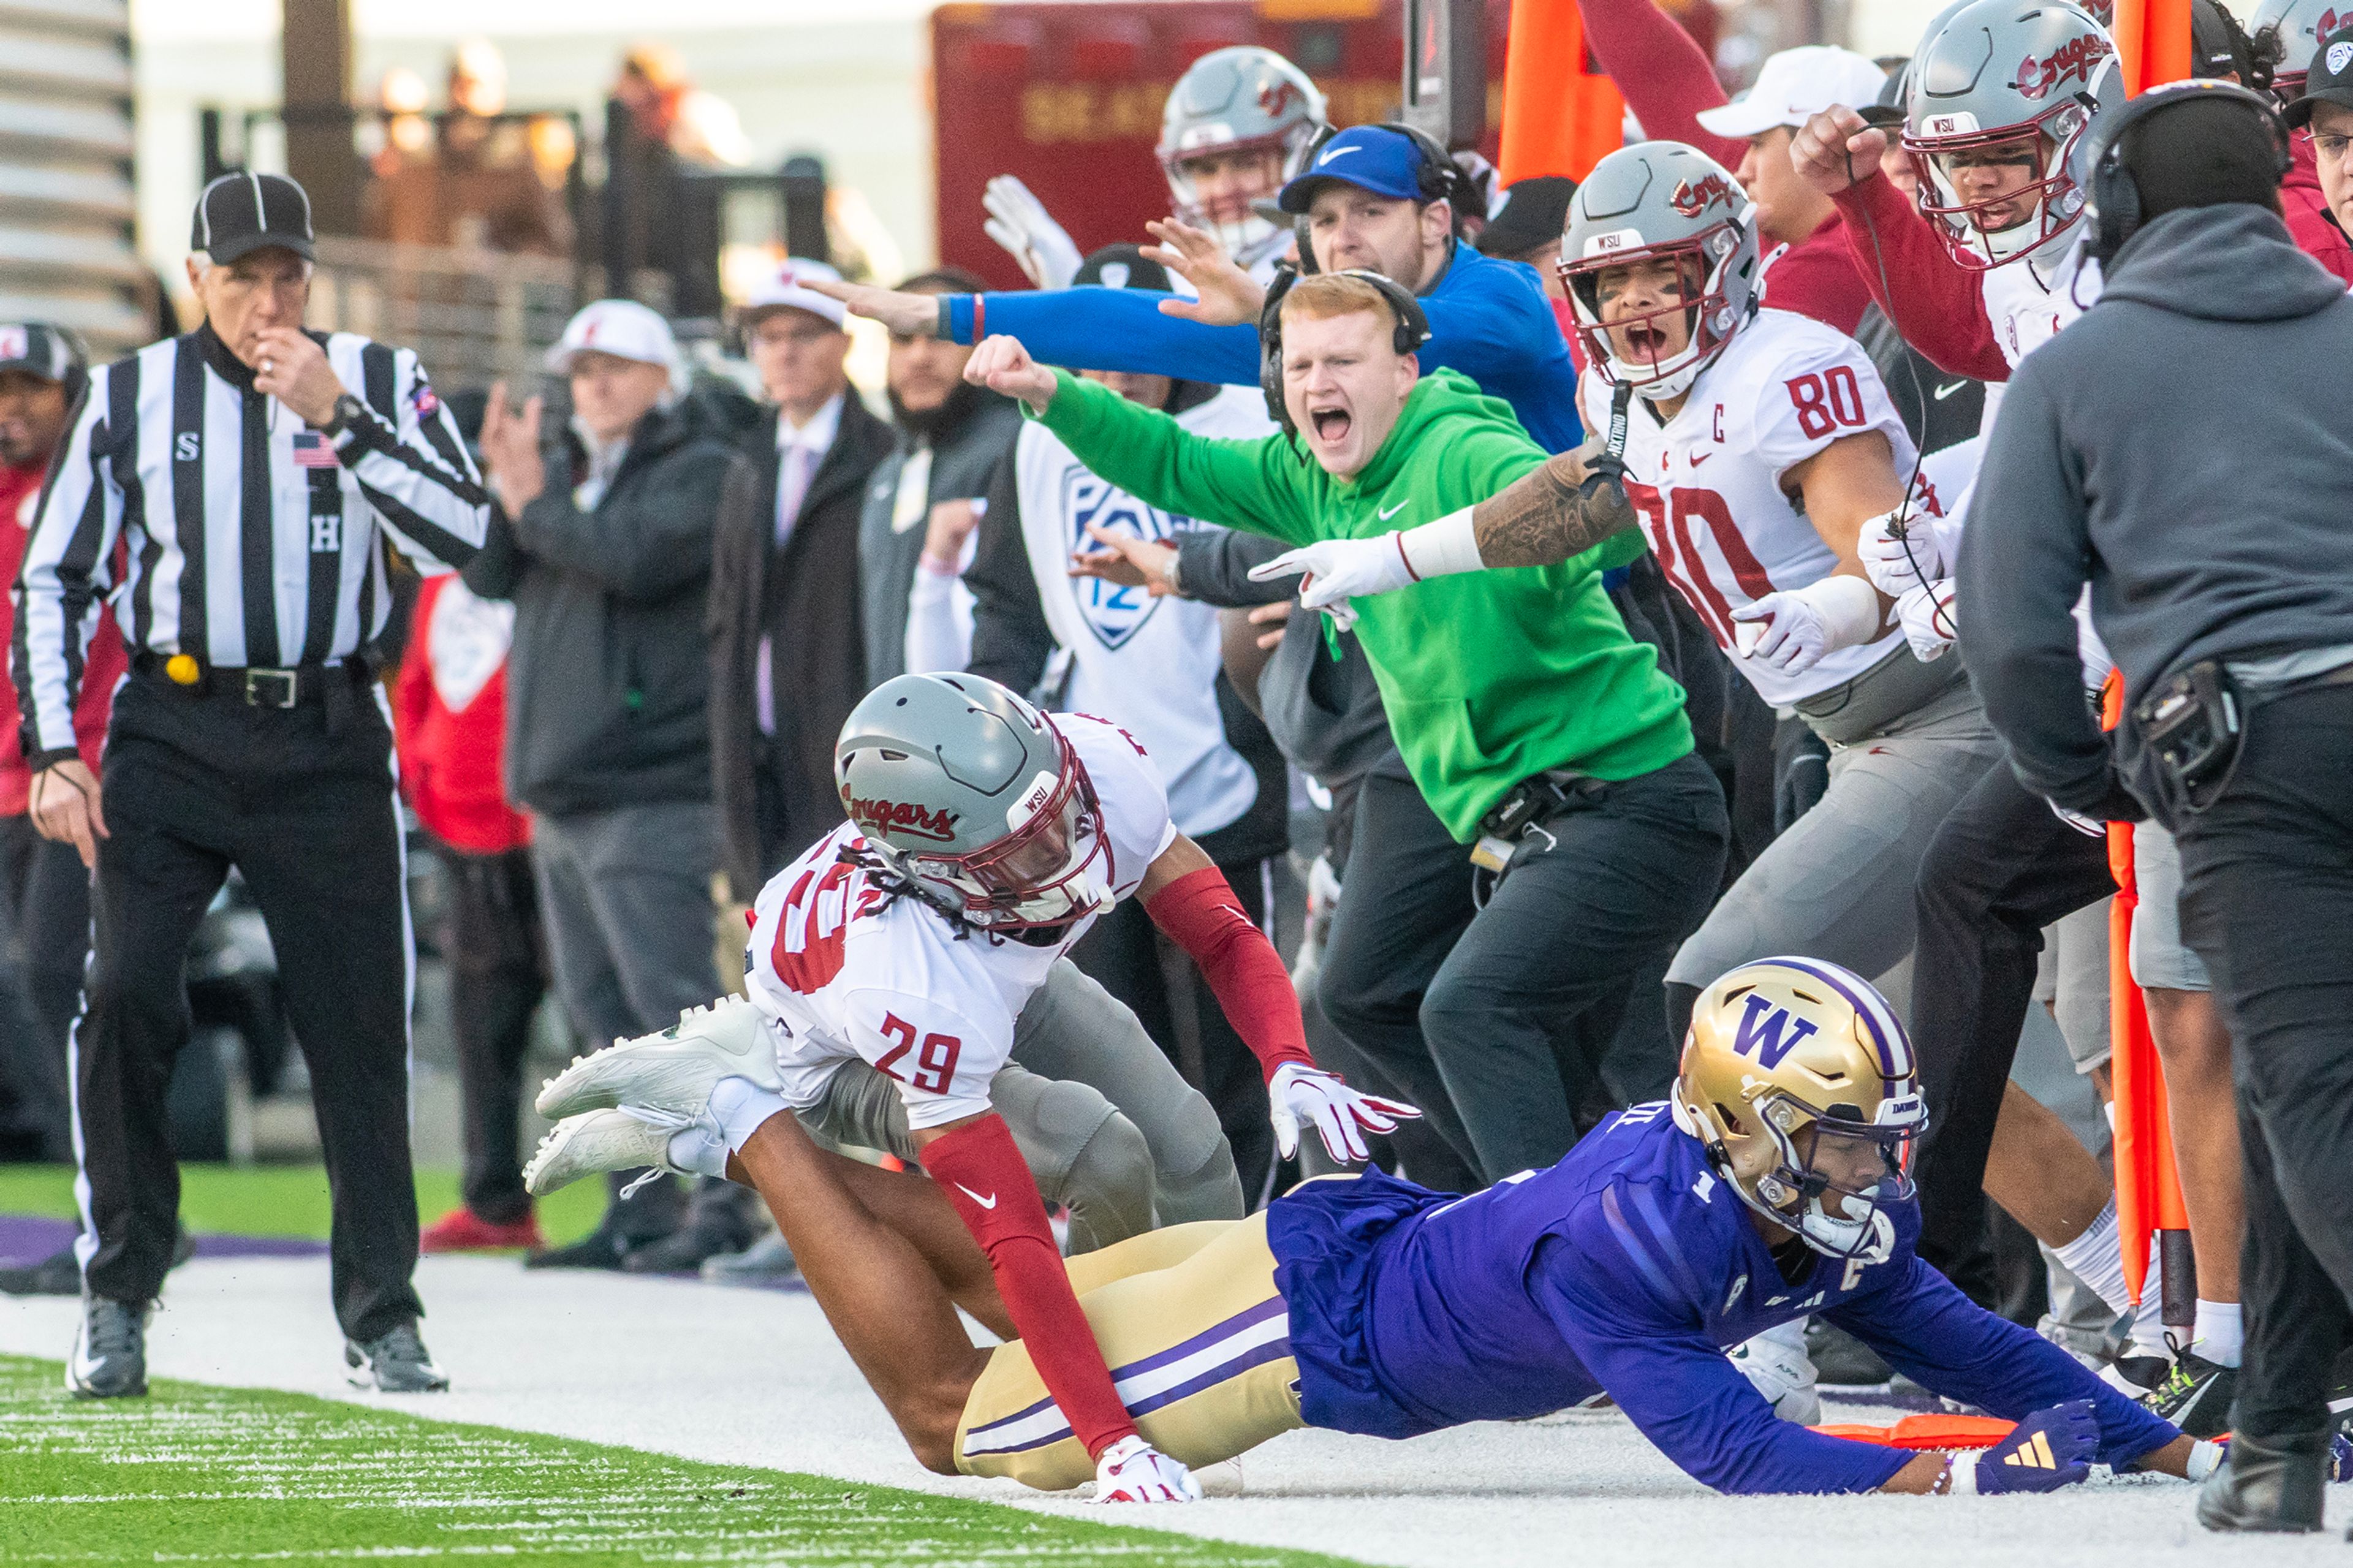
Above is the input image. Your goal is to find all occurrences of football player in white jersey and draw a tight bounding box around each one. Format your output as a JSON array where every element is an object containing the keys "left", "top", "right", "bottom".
[{"left": 525, "top": 672, "right": 1415, "bottom": 1503}]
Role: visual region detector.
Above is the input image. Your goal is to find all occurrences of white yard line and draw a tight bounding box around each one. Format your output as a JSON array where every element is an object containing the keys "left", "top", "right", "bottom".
[{"left": 0, "top": 1254, "right": 2331, "bottom": 1567}]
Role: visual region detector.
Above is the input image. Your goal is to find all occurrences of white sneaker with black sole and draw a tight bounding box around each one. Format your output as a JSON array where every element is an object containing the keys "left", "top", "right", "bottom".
[
  {"left": 536, "top": 995, "right": 781, "bottom": 1123},
  {"left": 68, "top": 1295, "right": 151, "bottom": 1399}
]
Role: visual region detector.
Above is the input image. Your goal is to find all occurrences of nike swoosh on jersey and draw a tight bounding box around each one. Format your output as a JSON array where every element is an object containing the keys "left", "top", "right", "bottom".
[
  {"left": 1377, "top": 499, "right": 1408, "bottom": 520},
  {"left": 1689, "top": 452, "right": 1712, "bottom": 466},
  {"left": 955, "top": 1183, "right": 999, "bottom": 1210},
  {"left": 1933, "top": 380, "right": 1968, "bottom": 401}
]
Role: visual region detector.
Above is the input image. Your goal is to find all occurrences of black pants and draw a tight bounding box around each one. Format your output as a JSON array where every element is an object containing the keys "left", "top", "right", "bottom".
[
  {"left": 2175, "top": 681, "right": 2353, "bottom": 1438},
  {"left": 0, "top": 814, "right": 91, "bottom": 1161},
  {"left": 78, "top": 674, "right": 422, "bottom": 1341},
  {"left": 1319, "top": 754, "right": 1727, "bottom": 1185},
  {"left": 1907, "top": 760, "right": 2114, "bottom": 1303},
  {"left": 437, "top": 842, "right": 548, "bottom": 1226},
  {"left": 1070, "top": 856, "right": 1277, "bottom": 1205}
]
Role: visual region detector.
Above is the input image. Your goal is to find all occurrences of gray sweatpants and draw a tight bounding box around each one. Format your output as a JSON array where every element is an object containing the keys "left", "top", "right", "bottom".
[
  {"left": 794, "top": 960, "right": 1242, "bottom": 1253},
  {"left": 1668, "top": 678, "right": 2006, "bottom": 992}
]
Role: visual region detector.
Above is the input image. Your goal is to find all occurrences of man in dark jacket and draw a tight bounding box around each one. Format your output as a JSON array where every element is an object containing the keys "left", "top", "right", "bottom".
[
  {"left": 1957, "top": 86, "right": 2353, "bottom": 1535},
  {"left": 472, "top": 298, "right": 748, "bottom": 1270},
  {"left": 708, "top": 263, "right": 895, "bottom": 901},
  {"left": 858, "top": 268, "right": 1022, "bottom": 684}
]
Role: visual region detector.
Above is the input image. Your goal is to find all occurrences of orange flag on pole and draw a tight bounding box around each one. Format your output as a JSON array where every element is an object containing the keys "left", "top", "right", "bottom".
[
  {"left": 1499, "top": 1, "right": 1626, "bottom": 184},
  {"left": 2100, "top": 675, "right": 2188, "bottom": 1311},
  {"left": 2110, "top": 0, "right": 2197, "bottom": 91}
]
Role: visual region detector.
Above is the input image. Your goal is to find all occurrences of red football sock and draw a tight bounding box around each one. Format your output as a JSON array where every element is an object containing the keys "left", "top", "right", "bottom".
[{"left": 920, "top": 1113, "right": 1137, "bottom": 1460}]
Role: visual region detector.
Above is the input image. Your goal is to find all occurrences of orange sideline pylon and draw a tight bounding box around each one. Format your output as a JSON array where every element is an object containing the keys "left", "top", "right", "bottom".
[{"left": 1498, "top": 1, "right": 1626, "bottom": 184}]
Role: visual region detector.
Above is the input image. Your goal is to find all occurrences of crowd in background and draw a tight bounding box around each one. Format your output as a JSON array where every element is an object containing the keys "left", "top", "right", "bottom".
[{"left": 4, "top": 0, "right": 2353, "bottom": 1502}]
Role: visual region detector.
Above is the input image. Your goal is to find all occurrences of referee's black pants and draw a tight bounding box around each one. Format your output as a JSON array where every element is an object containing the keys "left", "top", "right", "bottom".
[
  {"left": 1906, "top": 761, "right": 2113, "bottom": 1306},
  {"left": 77, "top": 671, "right": 423, "bottom": 1341},
  {"left": 2175, "top": 681, "right": 2353, "bottom": 1440}
]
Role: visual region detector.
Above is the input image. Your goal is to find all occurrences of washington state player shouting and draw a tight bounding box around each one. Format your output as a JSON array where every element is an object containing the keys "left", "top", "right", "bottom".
[{"left": 527, "top": 672, "right": 1414, "bottom": 1502}]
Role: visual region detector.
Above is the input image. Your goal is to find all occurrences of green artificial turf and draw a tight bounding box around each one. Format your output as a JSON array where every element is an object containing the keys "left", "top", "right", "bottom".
[
  {"left": 0, "top": 1164, "right": 609, "bottom": 1247},
  {"left": 0, "top": 1354, "right": 1362, "bottom": 1567}
]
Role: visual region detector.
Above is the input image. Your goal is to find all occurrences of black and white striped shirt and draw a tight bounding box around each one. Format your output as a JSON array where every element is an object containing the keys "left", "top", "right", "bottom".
[{"left": 12, "top": 324, "right": 489, "bottom": 764}]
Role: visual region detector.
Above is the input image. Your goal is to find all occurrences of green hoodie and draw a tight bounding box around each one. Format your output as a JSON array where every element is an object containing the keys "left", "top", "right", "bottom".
[{"left": 1035, "top": 366, "right": 1691, "bottom": 841}]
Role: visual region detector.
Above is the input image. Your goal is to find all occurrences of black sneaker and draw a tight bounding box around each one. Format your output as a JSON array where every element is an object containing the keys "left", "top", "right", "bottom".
[
  {"left": 67, "top": 1295, "right": 150, "bottom": 1398},
  {"left": 2148, "top": 1348, "right": 2238, "bottom": 1439},
  {"left": 620, "top": 1224, "right": 754, "bottom": 1276},
  {"left": 522, "top": 1224, "right": 635, "bottom": 1271},
  {"left": 3, "top": 1226, "right": 196, "bottom": 1297},
  {"left": 2197, "top": 1429, "right": 2329, "bottom": 1533},
  {"left": 346, "top": 1322, "right": 449, "bottom": 1392}
]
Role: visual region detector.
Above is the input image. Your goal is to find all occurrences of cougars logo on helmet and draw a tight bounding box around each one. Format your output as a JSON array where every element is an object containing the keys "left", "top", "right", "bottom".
[
  {"left": 1670, "top": 173, "right": 1735, "bottom": 218},
  {"left": 843, "top": 795, "right": 961, "bottom": 843},
  {"left": 2013, "top": 34, "right": 2110, "bottom": 100}
]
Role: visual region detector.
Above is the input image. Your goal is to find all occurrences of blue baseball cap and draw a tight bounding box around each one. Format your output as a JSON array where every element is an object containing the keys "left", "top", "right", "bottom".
[{"left": 1277, "top": 126, "right": 1431, "bottom": 213}]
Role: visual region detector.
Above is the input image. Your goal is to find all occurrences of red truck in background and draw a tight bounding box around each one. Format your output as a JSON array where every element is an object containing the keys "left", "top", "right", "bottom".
[{"left": 930, "top": 0, "right": 1719, "bottom": 292}]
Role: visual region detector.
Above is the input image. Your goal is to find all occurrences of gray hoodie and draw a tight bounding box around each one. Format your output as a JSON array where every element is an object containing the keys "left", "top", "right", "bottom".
[{"left": 1959, "top": 203, "right": 2353, "bottom": 813}]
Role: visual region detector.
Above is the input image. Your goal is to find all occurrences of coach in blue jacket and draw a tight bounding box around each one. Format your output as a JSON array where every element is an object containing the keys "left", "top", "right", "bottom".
[{"left": 812, "top": 127, "right": 1583, "bottom": 455}]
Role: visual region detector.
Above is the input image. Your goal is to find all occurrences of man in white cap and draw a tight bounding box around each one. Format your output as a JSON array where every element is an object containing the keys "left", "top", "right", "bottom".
[
  {"left": 708, "top": 261, "right": 895, "bottom": 949},
  {"left": 471, "top": 298, "right": 749, "bottom": 1272}
]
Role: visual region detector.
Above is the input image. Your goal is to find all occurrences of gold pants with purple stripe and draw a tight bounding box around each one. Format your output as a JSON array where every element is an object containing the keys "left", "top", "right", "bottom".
[{"left": 954, "top": 1213, "right": 1305, "bottom": 1490}]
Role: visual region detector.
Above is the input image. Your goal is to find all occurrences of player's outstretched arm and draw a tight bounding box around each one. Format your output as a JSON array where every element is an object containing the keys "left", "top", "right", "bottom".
[{"left": 1139, "top": 835, "right": 1419, "bottom": 1162}]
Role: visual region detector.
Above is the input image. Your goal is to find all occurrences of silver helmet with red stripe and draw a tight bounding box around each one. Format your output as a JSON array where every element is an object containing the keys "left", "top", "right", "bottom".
[
  {"left": 1671, "top": 957, "right": 1927, "bottom": 1260},
  {"left": 834, "top": 674, "right": 1111, "bottom": 934},
  {"left": 2251, "top": 0, "right": 2353, "bottom": 100},
  {"left": 1557, "top": 141, "right": 1762, "bottom": 403}
]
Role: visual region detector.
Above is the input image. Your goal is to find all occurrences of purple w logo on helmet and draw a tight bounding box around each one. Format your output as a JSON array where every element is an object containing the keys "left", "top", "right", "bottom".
[{"left": 1732, "top": 993, "right": 1821, "bottom": 1069}]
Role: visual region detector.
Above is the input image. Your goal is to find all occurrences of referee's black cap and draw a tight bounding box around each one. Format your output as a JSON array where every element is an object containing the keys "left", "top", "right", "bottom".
[{"left": 191, "top": 171, "right": 316, "bottom": 265}]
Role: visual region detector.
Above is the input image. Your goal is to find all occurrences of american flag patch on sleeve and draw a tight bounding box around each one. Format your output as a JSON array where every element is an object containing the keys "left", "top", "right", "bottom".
[{"left": 293, "top": 431, "right": 340, "bottom": 469}]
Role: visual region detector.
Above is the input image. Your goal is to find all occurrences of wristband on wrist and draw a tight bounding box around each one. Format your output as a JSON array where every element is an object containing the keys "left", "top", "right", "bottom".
[{"left": 1395, "top": 507, "right": 1485, "bottom": 581}]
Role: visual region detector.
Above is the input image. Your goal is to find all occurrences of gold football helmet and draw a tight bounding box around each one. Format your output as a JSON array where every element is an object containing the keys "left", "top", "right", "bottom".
[{"left": 1670, "top": 957, "right": 1927, "bottom": 1260}]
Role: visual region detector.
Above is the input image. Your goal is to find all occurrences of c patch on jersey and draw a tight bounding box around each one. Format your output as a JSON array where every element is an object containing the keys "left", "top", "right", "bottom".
[{"left": 1060, "top": 467, "right": 1192, "bottom": 650}]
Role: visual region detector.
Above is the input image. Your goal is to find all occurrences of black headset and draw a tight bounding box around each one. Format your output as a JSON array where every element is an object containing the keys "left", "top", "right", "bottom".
[
  {"left": 1256, "top": 265, "right": 1433, "bottom": 440},
  {"left": 2083, "top": 78, "right": 2292, "bottom": 263}
]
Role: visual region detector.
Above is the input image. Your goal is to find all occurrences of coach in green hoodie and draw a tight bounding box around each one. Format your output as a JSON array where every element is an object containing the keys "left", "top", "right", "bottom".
[{"left": 965, "top": 272, "right": 1728, "bottom": 1183}]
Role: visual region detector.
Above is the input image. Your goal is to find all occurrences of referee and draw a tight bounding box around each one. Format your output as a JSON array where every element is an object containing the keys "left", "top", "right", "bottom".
[{"left": 13, "top": 173, "right": 488, "bottom": 1397}]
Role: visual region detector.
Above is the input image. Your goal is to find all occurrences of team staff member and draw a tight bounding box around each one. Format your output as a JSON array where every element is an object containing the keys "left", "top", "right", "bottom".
[
  {"left": 15, "top": 172, "right": 489, "bottom": 1398},
  {"left": 811, "top": 127, "right": 1585, "bottom": 455},
  {"left": 966, "top": 276, "right": 1728, "bottom": 1184},
  {"left": 1955, "top": 83, "right": 2353, "bottom": 1533}
]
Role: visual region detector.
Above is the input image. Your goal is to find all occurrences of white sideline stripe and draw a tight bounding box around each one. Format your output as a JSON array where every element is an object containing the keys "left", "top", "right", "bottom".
[{"left": 961, "top": 1312, "right": 1291, "bottom": 1456}]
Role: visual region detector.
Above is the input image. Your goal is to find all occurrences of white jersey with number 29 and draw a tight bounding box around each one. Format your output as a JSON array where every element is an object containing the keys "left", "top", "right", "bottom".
[
  {"left": 1580, "top": 308, "right": 1920, "bottom": 710},
  {"left": 741, "top": 713, "right": 1175, "bottom": 1132}
]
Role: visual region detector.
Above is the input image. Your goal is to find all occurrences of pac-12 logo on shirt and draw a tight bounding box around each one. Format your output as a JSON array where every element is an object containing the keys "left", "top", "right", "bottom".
[{"left": 1060, "top": 468, "right": 1192, "bottom": 651}]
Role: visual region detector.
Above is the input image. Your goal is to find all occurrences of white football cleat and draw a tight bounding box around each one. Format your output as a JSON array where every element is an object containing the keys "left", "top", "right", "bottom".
[
  {"left": 1731, "top": 1316, "right": 1822, "bottom": 1426},
  {"left": 536, "top": 995, "right": 780, "bottom": 1121},
  {"left": 1088, "top": 1436, "right": 1201, "bottom": 1503},
  {"left": 524, "top": 1108, "right": 709, "bottom": 1199}
]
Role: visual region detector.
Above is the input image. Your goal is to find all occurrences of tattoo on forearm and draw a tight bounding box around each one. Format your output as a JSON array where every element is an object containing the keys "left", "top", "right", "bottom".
[{"left": 1472, "top": 451, "right": 1638, "bottom": 569}]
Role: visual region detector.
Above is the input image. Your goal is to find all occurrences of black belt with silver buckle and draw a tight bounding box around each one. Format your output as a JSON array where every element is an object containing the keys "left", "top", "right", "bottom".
[{"left": 135, "top": 654, "right": 344, "bottom": 708}]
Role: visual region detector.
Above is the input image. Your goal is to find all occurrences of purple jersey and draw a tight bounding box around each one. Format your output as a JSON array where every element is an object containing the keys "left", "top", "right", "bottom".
[{"left": 1266, "top": 1105, "right": 2178, "bottom": 1494}]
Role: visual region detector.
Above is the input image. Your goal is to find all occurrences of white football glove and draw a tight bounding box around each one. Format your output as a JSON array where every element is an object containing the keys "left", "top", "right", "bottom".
[
  {"left": 1269, "top": 1061, "right": 1420, "bottom": 1164},
  {"left": 1731, "top": 591, "right": 1833, "bottom": 675},
  {"left": 1857, "top": 506, "right": 1953, "bottom": 599},
  {"left": 1090, "top": 1435, "right": 1201, "bottom": 1503},
  {"left": 1729, "top": 1318, "right": 1822, "bottom": 1426},
  {"left": 1245, "top": 534, "right": 1419, "bottom": 631},
  {"left": 982, "top": 175, "right": 1084, "bottom": 292},
  {"left": 1895, "top": 580, "right": 1958, "bottom": 663}
]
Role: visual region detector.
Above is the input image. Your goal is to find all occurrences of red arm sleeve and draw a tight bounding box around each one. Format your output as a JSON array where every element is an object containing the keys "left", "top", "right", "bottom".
[
  {"left": 1828, "top": 175, "right": 2011, "bottom": 382},
  {"left": 920, "top": 1114, "right": 1138, "bottom": 1460},
  {"left": 1144, "top": 865, "right": 1315, "bottom": 1083},
  {"left": 1577, "top": 0, "right": 1745, "bottom": 170}
]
